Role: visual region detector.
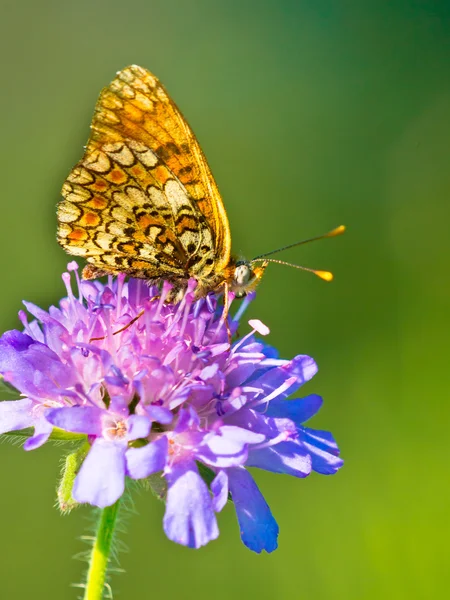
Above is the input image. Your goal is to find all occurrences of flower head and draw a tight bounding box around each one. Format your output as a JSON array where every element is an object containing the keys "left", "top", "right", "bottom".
[{"left": 0, "top": 263, "right": 343, "bottom": 552}]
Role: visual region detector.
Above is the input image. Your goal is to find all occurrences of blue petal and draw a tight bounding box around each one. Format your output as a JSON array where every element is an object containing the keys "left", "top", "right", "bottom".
[
  {"left": 146, "top": 404, "right": 173, "bottom": 424},
  {"left": 23, "top": 301, "right": 61, "bottom": 325},
  {"left": 126, "top": 415, "right": 151, "bottom": 440},
  {"left": 300, "top": 426, "right": 340, "bottom": 454},
  {"left": 298, "top": 427, "right": 343, "bottom": 474},
  {"left": 175, "top": 407, "right": 200, "bottom": 433},
  {"left": 264, "top": 393, "right": 323, "bottom": 423},
  {"left": 260, "top": 343, "right": 279, "bottom": 359},
  {"left": 163, "top": 461, "right": 219, "bottom": 549},
  {"left": 0, "top": 398, "right": 35, "bottom": 434},
  {"left": 126, "top": 436, "right": 168, "bottom": 479},
  {"left": 248, "top": 355, "right": 318, "bottom": 404},
  {"left": 0, "top": 398, "right": 53, "bottom": 450},
  {"left": 22, "top": 303, "right": 68, "bottom": 354},
  {"left": 226, "top": 408, "right": 295, "bottom": 439},
  {"left": 199, "top": 363, "right": 219, "bottom": 381},
  {"left": 225, "top": 353, "right": 265, "bottom": 388},
  {"left": 0, "top": 332, "right": 74, "bottom": 398},
  {"left": 23, "top": 418, "right": 53, "bottom": 451},
  {"left": 73, "top": 439, "right": 126, "bottom": 507},
  {"left": 109, "top": 396, "right": 129, "bottom": 415},
  {"left": 246, "top": 440, "right": 312, "bottom": 477},
  {"left": 228, "top": 467, "right": 278, "bottom": 553},
  {"left": 196, "top": 426, "right": 264, "bottom": 468},
  {"left": 0, "top": 330, "right": 34, "bottom": 351},
  {"left": 211, "top": 470, "right": 228, "bottom": 513},
  {"left": 45, "top": 406, "right": 103, "bottom": 435}
]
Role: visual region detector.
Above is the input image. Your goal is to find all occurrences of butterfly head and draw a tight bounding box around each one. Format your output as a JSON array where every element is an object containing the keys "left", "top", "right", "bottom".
[{"left": 230, "top": 260, "right": 268, "bottom": 298}]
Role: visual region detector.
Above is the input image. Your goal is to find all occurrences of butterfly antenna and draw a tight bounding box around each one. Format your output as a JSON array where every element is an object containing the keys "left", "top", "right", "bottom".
[
  {"left": 251, "top": 258, "right": 334, "bottom": 281},
  {"left": 252, "top": 225, "right": 345, "bottom": 260}
]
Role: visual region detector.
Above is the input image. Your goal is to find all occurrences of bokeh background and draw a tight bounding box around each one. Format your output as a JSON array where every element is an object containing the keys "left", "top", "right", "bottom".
[{"left": 1, "top": 1, "right": 449, "bottom": 598}]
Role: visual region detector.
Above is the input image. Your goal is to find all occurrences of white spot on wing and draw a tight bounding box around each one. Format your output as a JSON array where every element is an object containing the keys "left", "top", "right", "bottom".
[
  {"left": 148, "top": 186, "right": 167, "bottom": 208},
  {"left": 111, "top": 206, "right": 133, "bottom": 224},
  {"left": 84, "top": 150, "right": 111, "bottom": 173},
  {"left": 95, "top": 232, "right": 115, "bottom": 250},
  {"left": 139, "top": 148, "right": 159, "bottom": 167},
  {"left": 58, "top": 202, "right": 81, "bottom": 223},
  {"left": 164, "top": 179, "right": 191, "bottom": 211},
  {"left": 126, "top": 186, "right": 147, "bottom": 206},
  {"left": 105, "top": 144, "right": 135, "bottom": 166},
  {"left": 66, "top": 167, "right": 94, "bottom": 185}
]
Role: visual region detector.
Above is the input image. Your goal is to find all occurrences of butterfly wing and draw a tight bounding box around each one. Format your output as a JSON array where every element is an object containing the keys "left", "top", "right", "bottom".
[{"left": 57, "top": 65, "right": 231, "bottom": 281}]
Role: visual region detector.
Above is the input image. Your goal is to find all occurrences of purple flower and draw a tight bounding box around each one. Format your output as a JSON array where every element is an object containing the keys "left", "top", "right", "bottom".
[{"left": 0, "top": 263, "right": 343, "bottom": 552}]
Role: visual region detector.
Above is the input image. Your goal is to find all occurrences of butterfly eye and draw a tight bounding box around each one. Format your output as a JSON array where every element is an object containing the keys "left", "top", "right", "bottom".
[{"left": 233, "top": 263, "right": 252, "bottom": 287}]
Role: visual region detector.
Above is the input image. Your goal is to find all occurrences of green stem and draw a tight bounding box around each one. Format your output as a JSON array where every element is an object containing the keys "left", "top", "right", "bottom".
[{"left": 83, "top": 500, "right": 120, "bottom": 600}]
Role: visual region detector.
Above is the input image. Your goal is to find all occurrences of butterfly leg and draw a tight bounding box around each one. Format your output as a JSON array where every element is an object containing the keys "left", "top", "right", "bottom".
[
  {"left": 90, "top": 310, "right": 146, "bottom": 342},
  {"left": 82, "top": 264, "right": 112, "bottom": 280},
  {"left": 89, "top": 296, "right": 159, "bottom": 342},
  {"left": 220, "top": 281, "right": 233, "bottom": 344}
]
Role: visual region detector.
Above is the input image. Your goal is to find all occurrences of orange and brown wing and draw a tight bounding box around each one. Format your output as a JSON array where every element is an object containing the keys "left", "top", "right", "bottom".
[
  {"left": 57, "top": 65, "right": 232, "bottom": 282},
  {"left": 58, "top": 139, "right": 210, "bottom": 280},
  {"left": 88, "top": 64, "right": 231, "bottom": 270}
]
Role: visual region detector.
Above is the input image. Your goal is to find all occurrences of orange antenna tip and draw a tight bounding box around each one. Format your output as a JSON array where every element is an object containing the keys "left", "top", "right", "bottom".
[
  {"left": 314, "top": 270, "right": 334, "bottom": 282},
  {"left": 252, "top": 258, "right": 335, "bottom": 281},
  {"left": 328, "top": 225, "right": 346, "bottom": 237}
]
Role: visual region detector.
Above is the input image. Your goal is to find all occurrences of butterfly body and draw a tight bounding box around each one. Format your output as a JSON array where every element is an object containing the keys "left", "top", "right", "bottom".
[{"left": 58, "top": 65, "right": 266, "bottom": 300}]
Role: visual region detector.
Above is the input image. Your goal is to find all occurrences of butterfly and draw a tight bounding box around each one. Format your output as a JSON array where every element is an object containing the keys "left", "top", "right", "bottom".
[{"left": 57, "top": 65, "right": 344, "bottom": 303}]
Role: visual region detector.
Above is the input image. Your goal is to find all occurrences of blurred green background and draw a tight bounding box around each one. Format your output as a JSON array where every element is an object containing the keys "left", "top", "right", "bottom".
[{"left": 1, "top": 0, "right": 449, "bottom": 598}]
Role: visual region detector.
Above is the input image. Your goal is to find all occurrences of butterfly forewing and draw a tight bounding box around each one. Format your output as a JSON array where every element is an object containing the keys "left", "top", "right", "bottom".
[{"left": 57, "top": 65, "right": 232, "bottom": 286}]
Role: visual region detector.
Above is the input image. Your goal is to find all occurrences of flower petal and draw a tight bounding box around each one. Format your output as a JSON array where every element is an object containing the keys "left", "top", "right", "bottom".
[
  {"left": 0, "top": 266, "right": 342, "bottom": 547},
  {"left": 228, "top": 467, "right": 278, "bottom": 553},
  {"left": 145, "top": 404, "right": 173, "bottom": 424},
  {"left": 0, "top": 398, "right": 53, "bottom": 450},
  {"left": 126, "top": 436, "right": 168, "bottom": 479},
  {"left": 163, "top": 461, "right": 219, "bottom": 549},
  {"left": 249, "top": 354, "right": 318, "bottom": 404},
  {"left": 0, "top": 398, "right": 35, "bottom": 434},
  {"left": 264, "top": 393, "right": 323, "bottom": 423},
  {"left": 227, "top": 408, "right": 296, "bottom": 440},
  {"left": 23, "top": 418, "right": 53, "bottom": 451},
  {"left": 45, "top": 406, "right": 103, "bottom": 435},
  {"left": 0, "top": 331, "right": 75, "bottom": 398},
  {"left": 298, "top": 427, "right": 343, "bottom": 474},
  {"left": 247, "top": 440, "right": 312, "bottom": 477},
  {"left": 126, "top": 414, "right": 151, "bottom": 440},
  {"left": 0, "top": 330, "right": 34, "bottom": 351},
  {"left": 211, "top": 470, "right": 228, "bottom": 513},
  {"left": 73, "top": 439, "right": 126, "bottom": 507},
  {"left": 196, "top": 426, "right": 265, "bottom": 468},
  {"left": 175, "top": 407, "right": 200, "bottom": 433}
]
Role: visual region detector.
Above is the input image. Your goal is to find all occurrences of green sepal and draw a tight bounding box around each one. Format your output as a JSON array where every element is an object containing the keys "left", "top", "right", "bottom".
[
  {"left": 128, "top": 437, "right": 148, "bottom": 448},
  {"left": 145, "top": 472, "right": 168, "bottom": 501},
  {"left": 1, "top": 426, "right": 87, "bottom": 443},
  {"left": 57, "top": 440, "right": 90, "bottom": 513}
]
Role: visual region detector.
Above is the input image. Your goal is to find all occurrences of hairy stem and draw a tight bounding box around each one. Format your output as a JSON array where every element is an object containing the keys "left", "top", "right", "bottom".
[{"left": 83, "top": 500, "right": 120, "bottom": 600}]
